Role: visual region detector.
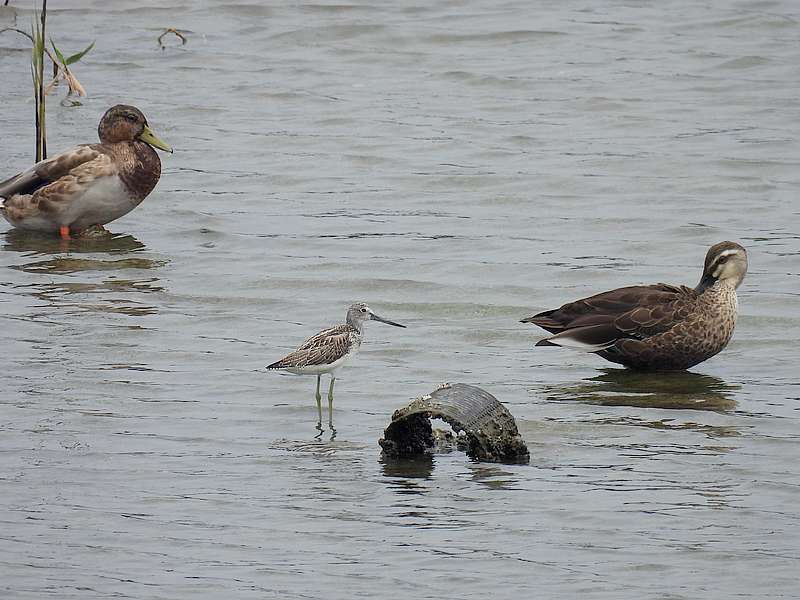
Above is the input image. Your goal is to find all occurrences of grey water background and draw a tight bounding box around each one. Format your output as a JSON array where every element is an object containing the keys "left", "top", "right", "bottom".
[{"left": 1, "top": 0, "right": 799, "bottom": 597}]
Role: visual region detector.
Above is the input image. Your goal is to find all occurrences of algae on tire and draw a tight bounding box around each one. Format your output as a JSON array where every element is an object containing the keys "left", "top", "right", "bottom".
[{"left": 379, "top": 383, "right": 529, "bottom": 463}]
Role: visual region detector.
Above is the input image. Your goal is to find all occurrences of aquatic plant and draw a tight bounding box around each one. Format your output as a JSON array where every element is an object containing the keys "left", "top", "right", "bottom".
[
  {"left": 0, "top": 26, "right": 94, "bottom": 104},
  {"left": 47, "top": 39, "right": 95, "bottom": 103},
  {"left": 0, "top": 0, "right": 94, "bottom": 159},
  {"left": 31, "top": 1, "right": 46, "bottom": 160}
]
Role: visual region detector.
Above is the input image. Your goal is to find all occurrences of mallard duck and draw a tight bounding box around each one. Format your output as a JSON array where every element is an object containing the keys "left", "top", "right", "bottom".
[
  {"left": 266, "top": 303, "right": 406, "bottom": 426},
  {"left": 521, "top": 242, "right": 748, "bottom": 370},
  {"left": 0, "top": 105, "right": 172, "bottom": 239}
]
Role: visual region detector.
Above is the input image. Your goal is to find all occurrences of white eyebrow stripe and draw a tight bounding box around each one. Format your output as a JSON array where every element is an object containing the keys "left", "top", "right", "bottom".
[{"left": 718, "top": 249, "right": 739, "bottom": 258}]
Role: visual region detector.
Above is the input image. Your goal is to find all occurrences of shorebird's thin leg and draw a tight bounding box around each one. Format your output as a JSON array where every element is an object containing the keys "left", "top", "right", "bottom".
[
  {"left": 327, "top": 376, "right": 336, "bottom": 428},
  {"left": 315, "top": 375, "right": 323, "bottom": 426}
]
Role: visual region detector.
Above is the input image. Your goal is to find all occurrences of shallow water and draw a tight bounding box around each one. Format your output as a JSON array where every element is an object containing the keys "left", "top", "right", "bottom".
[{"left": 1, "top": 0, "right": 799, "bottom": 598}]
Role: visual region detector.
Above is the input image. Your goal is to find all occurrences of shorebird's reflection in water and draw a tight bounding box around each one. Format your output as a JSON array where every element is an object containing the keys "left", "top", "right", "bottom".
[{"left": 314, "top": 412, "right": 337, "bottom": 442}]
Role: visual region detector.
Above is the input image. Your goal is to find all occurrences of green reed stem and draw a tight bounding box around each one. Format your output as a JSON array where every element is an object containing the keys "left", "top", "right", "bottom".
[{"left": 32, "top": 0, "right": 47, "bottom": 161}]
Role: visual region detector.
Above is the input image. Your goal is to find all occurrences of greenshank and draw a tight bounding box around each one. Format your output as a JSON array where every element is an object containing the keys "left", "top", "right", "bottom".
[{"left": 267, "top": 302, "right": 406, "bottom": 425}]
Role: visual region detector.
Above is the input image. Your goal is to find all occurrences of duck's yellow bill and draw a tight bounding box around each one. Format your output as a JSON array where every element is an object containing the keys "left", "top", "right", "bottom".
[{"left": 140, "top": 124, "right": 173, "bottom": 153}]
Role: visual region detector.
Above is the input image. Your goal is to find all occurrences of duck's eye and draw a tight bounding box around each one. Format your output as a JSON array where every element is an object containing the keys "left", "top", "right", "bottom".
[
  {"left": 361, "top": 308, "right": 367, "bottom": 313},
  {"left": 125, "top": 114, "right": 138, "bottom": 123},
  {"left": 718, "top": 256, "right": 728, "bottom": 264}
]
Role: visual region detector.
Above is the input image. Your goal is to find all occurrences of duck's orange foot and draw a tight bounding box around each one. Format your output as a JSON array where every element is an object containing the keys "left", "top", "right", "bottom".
[{"left": 59, "top": 226, "right": 71, "bottom": 240}]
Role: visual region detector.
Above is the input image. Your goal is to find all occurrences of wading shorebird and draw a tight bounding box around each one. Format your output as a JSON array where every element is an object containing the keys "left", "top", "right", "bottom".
[
  {"left": 521, "top": 241, "right": 748, "bottom": 370},
  {"left": 266, "top": 303, "right": 406, "bottom": 426},
  {"left": 0, "top": 105, "right": 172, "bottom": 240}
]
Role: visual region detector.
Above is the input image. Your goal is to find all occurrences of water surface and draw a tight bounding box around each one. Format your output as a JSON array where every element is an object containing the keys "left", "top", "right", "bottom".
[{"left": 1, "top": 1, "right": 799, "bottom": 598}]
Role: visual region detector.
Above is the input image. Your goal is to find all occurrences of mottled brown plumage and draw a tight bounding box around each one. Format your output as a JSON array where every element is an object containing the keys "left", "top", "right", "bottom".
[
  {"left": 521, "top": 242, "right": 748, "bottom": 370},
  {"left": 266, "top": 303, "right": 406, "bottom": 426},
  {"left": 0, "top": 105, "right": 171, "bottom": 237},
  {"left": 267, "top": 324, "right": 362, "bottom": 371}
]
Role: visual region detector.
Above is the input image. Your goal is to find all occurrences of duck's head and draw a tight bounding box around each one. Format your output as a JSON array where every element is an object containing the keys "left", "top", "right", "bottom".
[
  {"left": 98, "top": 105, "right": 173, "bottom": 153},
  {"left": 346, "top": 302, "right": 406, "bottom": 330},
  {"left": 699, "top": 241, "right": 748, "bottom": 290}
]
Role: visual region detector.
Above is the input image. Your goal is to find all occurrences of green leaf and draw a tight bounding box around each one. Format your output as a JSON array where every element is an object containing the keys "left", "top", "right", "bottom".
[
  {"left": 66, "top": 41, "right": 94, "bottom": 65},
  {"left": 30, "top": 15, "right": 44, "bottom": 81},
  {"left": 50, "top": 38, "right": 66, "bottom": 66},
  {"left": 31, "top": 17, "right": 43, "bottom": 55}
]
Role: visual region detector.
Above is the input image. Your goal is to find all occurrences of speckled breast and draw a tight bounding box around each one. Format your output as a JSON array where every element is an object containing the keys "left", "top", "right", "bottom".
[
  {"left": 116, "top": 141, "right": 162, "bottom": 202},
  {"left": 609, "top": 282, "right": 739, "bottom": 371}
]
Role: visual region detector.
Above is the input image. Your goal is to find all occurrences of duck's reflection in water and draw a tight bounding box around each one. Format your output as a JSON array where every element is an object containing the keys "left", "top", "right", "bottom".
[
  {"left": 3, "top": 228, "right": 164, "bottom": 316},
  {"left": 3, "top": 227, "right": 146, "bottom": 256},
  {"left": 545, "top": 368, "right": 740, "bottom": 441},
  {"left": 21, "top": 279, "right": 163, "bottom": 316},
  {"left": 547, "top": 368, "right": 738, "bottom": 412}
]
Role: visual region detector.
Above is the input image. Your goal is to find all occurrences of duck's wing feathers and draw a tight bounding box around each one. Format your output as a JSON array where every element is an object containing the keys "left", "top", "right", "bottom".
[
  {"left": 522, "top": 284, "right": 698, "bottom": 351},
  {"left": 1, "top": 148, "right": 119, "bottom": 226},
  {"left": 0, "top": 145, "right": 103, "bottom": 199},
  {"left": 266, "top": 325, "right": 357, "bottom": 369}
]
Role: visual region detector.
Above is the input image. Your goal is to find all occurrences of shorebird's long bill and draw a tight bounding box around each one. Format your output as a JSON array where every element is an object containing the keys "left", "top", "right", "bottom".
[
  {"left": 140, "top": 124, "right": 173, "bottom": 153},
  {"left": 370, "top": 313, "right": 406, "bottom": 328}
]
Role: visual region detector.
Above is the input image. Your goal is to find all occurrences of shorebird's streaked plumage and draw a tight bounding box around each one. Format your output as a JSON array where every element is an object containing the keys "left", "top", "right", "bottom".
[
  {"left": 521, "top": 241, "right": 748, "bottom": 371},
  {"left": 266, "top": 302, "right": 405, "bottom": 426},
  {"left": 0, "top": 105, "right": 172, "bottom": 239}
]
